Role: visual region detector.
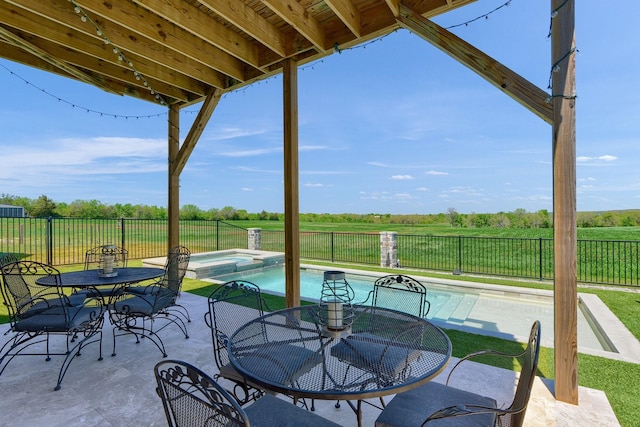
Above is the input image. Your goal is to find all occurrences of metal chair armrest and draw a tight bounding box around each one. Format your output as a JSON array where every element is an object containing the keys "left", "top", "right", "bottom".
[{"left": 446, "top": 348, "right": 527, "bottom": 385}]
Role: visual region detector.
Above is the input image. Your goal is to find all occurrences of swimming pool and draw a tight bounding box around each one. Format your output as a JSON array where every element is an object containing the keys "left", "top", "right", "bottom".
[{"left": 213, "top": 265, "right": 618, "bottom": 356}]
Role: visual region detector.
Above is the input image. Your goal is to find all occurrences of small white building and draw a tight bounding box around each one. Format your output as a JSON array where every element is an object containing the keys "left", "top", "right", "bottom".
[{"left": 0, "top": 204, "right": 26, "bottom": 218}]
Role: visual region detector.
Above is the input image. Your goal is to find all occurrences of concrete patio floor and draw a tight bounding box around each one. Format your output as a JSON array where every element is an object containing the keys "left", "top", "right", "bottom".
[{"left": 0, "top": 292, "right": 620, "bottom": 426}]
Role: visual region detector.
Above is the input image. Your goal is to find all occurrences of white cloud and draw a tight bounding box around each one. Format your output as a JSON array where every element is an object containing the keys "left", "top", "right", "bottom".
[
  {"left": 395, "top": 193, "right": 413, "bottom": 199},
  {"left": 207, "top": 127, "right": 267, "bottom": 141},
  {"left": 0, "top": 136, "right": 166, "bottom": 180},
  {"left": 230, "top": 166, "right": 280, "bottom": 174},
  {"left": 218, "top": 147, "right": 282, "bottom": 157},
  {"left": 241, "top": 187, "right": 254, "bottom": 191},
  {"left": 577, "top": 155, "right": 618, "bottom": 163},
  {"left": 391, "top": 175, "right": 413, "bottom": 180},
  {"left": 426, "top": 170, "right": 449, "bottom": 175},
  {"left": 304, "top": 183, "right": 324, "bottom": 187},
  {"left": 368, "top": 161, "right": 389, "bottom": 167},
  {"left": 416, "top": 187, "right": 429, "bottom": 191},
  {"left": 300, "top": 145, "right": 330, "bottom": 151}
]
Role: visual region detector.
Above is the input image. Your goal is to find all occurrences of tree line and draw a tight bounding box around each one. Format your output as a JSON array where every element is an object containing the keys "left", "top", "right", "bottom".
[{"left": 2, "top": 194, "right": 640, "bottom": 228}]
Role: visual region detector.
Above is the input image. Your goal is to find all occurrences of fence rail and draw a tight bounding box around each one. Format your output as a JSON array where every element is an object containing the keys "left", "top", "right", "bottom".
[{"left": 1, "top": 217, "right": 638, "bottom": 286}]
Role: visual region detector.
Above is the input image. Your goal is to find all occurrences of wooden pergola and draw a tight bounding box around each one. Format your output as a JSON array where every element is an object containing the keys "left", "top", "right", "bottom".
[{"left": 0, "top": 0, "right": 577, "bottom": 403}]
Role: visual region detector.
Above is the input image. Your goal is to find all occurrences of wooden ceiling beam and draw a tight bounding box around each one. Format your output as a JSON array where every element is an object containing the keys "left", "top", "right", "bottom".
[
  {"left": 384, "top": 0, "right": 400, "bottom": 17},
  {"left": 7, "top": 0, "right": 229, "bottom": 90},
  {"left": 263, "top": 0, "right": 326, "bottom": 53},
  {"left": 74, "top": 0, "right": 250, "bottom": 82},
  {"left": 1, "top": 32, "right": 198, "bottom": 103},
  {"left": 397, "top": 4, "right": 553, "bottom": 124},
  {"left": 133, "top": 0, "right": 266, "bottom": 73},
  {"left": 0, "top": 39, "right": 187, "bottom": 104},
  {"left": 0, "top": 25, "right": 118, "bottom": 94},
  {"left": 196, "top": 0, "right": 287, "bottom": 60},
  {"left": 0, "top": 3, "right": 208, "bottom": 99},
  {"left": 325, "top": 0, "right": 361, "bottom": 38}
]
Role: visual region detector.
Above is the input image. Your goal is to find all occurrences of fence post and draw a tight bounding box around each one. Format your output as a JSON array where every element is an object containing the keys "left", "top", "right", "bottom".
[
  {"left": 248, "top": 228, "right": 262, "bottom": 250},
  {"left": 47, "top": 217, "right": 53, "bottom": 265},
  {"left": 455, "top": 235, "right": 463, "bottom": 274},
  {"left": 539, "top": 237, "right": 543, "bottom": 281},
  {"left": 330, "top": 232, "right": 334, "bottom": 262},
  {"left": 216, "top": 220, "right": 219, "bottom": 251},
  {"left": 121, "top": 218, "right": 126, "bottom": 251},
  {"left": 380, "top": 231, "right": 398, "bottom": 268}
]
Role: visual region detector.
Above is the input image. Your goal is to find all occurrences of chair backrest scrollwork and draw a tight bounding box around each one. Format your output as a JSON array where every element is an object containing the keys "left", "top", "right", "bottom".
[{"left": 154, "top": 360, "right": 249, "bottom": 427}]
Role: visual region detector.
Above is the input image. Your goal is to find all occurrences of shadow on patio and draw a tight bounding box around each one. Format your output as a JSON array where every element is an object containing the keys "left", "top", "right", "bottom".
[{"left": 0, "top": 292, "right": 619, "bottom": 426}]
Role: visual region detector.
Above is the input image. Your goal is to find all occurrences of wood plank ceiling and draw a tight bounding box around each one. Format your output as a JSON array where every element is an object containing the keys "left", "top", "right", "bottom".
[{"left": 0, "top": 0, "right": 477, "bottom": 106}]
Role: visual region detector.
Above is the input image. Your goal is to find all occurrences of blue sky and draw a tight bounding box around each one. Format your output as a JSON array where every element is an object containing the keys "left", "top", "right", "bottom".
[{"left": 1, "top": 0, "right": 639, "bottom": 215}]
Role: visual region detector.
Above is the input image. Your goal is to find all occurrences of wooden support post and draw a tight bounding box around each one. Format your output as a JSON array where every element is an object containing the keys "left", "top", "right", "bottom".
[
  {"left": 551, "top": 0, "right": 578, "bottom": 404},
  {"left": 168, "top": 104, "right": 180, "bottom": 253},
  {"left": 283, "top": 58, "right": 301, "bottom": 308}
]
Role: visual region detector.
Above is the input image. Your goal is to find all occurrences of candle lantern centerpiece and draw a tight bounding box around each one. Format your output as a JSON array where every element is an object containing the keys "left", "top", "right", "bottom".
[
  {"left": 319, "top": 271, "right": 355, "bottom": 337},
  {"left": 98, "top": 245, "right": 119, "bottom": 278}
]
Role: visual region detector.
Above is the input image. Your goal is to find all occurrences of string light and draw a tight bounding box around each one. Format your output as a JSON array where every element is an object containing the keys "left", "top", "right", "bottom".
[
  {"left": 547, "top": 47, "right": 577, "bottom": 89},
  {"left": 5, "top": 0, "right": 520, "bottom": 119},
  {"left": 446, "top": 0, "right": 512, "bottom": 30},
  {"left": 0, "top": 63, "right": 166, "bottom": 119},
  {"left": 548, "top": 0, "right": 570, "bottom": 37},
  {"left": 546, "top": 1, "right": 577, "bottom": 100},
  {"left": 67, "top": 0, "right": 166, "bottom": 106}
]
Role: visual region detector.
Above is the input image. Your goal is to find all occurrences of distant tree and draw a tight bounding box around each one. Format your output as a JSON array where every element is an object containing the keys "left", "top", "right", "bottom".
[
  {"left": 29, "top": 195, "right": 57, "bottom": 218},
  {"left": 114, "top": 203, "right": 136, "bottom": 218},
  {"left": 536, "top": 209, "right": 552, "bottom": 228},
  {"left": 577, "top": 212, "right": 597, "bottom": 227},
  {"left": 180, "top": 204, "right": 204, "bottom": 220},
  {"left": 219, "top": 206, "right": 238, "bottom": 220},
  {"left": 236, "top": 209, "right": 249, "bottom": 220},
  {"left": 599, "top": 212, "right": 618, "bottom": 227},
  {"left": 621, "top": 215, "right": 637, "bottom": 226},
  {"left": 446, "top": 208, "right": 460, "bottom": 227},
  {"left": 491, "top": 212, "right": 511, "bottom": 228}
]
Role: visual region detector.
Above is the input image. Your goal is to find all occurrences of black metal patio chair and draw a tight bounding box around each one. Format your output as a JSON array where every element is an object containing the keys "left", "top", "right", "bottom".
[
  {"left": 109, "top": 246, "right": 190, "bottom": 357},
  {"left": 125, "top": 245, "right": 192, "bottom": 324},
  {"left": 204, "top": 279, "right": 267, "bottom": 405},
  {"left": 204, "top": 280, "right": 320, "bottom": 408},
  {"left": 154, "top": 359, "right": 340, "bottom": 427},
  {"left": 0, "top": 253, "right": 18, "bottom": 267},
  {"left": 0, "top": 260, "right": 104, "bottom": 390},
  {"left": 375, "top": 320, "right": 541, "bottom": 427},
  {"left": 365, "top": 274, "right": 431, "bottom": 317},
  {"left": 330, "top": 274, "right": 431, "bottom": 411}
]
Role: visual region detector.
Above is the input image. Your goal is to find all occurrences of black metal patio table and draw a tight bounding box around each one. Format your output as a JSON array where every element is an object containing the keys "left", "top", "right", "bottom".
[
  {"left": 228, "top": 304, "right": 451, "bottom": 426},
  {"left": 37, "top": 267, "right": 164, "bottom": 301}
]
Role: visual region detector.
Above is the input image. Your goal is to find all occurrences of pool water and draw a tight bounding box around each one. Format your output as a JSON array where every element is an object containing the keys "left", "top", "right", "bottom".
[{"left": 214, "top": 266, "right": 612, "bottom": 353}]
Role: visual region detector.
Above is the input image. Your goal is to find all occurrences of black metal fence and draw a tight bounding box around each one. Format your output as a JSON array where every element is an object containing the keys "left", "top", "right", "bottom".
[{"left": 1, "top": 217, "right": 639, "bottom": 286}]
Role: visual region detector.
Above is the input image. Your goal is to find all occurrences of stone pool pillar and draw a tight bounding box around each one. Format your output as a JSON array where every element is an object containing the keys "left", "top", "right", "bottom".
[
  {"left": 380, "top": 231, "right": 399, "bottom": 268},
  {"left": 248, "top": 228, "right": 262, "bottom": 250}
]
